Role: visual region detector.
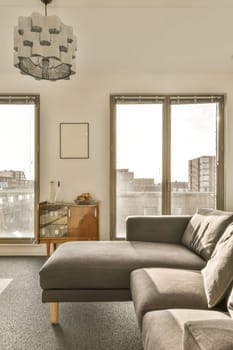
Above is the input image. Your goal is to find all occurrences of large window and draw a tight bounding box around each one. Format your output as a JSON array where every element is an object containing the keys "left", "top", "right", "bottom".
[
  {"left": 0, "top": 95, "right": 39, "bottom": 243},
  {"left": 110, "top": 94, "right": 224, "bottom": 239}
]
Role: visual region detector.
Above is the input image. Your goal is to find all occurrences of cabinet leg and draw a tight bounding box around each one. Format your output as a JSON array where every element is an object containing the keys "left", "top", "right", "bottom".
[
  {"left": 46, "top": 243, "right": 50, "bottom": 256},
  {"left": 50, "top": 302, "right": 59, "bottom": 324}
]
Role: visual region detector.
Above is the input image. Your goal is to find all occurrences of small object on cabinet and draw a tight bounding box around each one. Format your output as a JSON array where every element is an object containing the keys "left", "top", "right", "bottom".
[{"left": 74, "top": 192, "right": 96, "bottom": 205}]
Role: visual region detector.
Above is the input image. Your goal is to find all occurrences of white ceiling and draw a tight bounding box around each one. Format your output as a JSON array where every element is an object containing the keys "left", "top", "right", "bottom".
[
  {"left": 1, "top": 0, "right": 233, "bottom": 74},
  {"left": 2, "top": 0, "right": 233, "bottom": 8}
]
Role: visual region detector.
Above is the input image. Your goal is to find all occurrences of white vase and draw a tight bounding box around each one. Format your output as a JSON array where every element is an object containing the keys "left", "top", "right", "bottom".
[
  {"left": 55, "top": 181, "right": 64, "bottom": 203},
  {"left": 48, "top": 181, "right": 56, "bottom": 203}
]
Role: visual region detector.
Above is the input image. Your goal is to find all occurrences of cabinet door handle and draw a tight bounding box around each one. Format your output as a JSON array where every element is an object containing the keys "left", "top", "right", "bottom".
[
  {"left": 68, "top": 208, "right": 71, "bottom": 217},
  {"left": 94, "top": 208, "right": 97, "bottom": 217}
]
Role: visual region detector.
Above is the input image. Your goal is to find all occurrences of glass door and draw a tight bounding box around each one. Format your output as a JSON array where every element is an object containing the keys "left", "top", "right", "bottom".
[
  {"left": 110, "top": 94, "right": 224, "bottom": 239},
  {"left": 114, "top": 102, "right": 163, "bottom": 238},
  {"left": 0, "top": 96, "right": 39, "bottom": 242},
  {"left": 170, "top": 102, "right": 218, "bottom": 214}
]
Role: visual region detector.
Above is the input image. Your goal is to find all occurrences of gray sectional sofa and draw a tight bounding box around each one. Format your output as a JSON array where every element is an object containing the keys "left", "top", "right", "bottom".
[{"left": 39, "top": 209, "right": 233, "bottom": 349}]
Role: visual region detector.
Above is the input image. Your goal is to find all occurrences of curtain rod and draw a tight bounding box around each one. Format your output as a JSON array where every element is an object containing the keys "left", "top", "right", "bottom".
[
  {"left": 0, "top": 95, "right": 37, "bottom": 104},
  {"left": 114, "top": 96, "right": 165, "bottom": 101},
  {"left": 169, "top": 96, "right": 223, "bottom": 100},
  {"left": 113, "top": 95, "right": 223, "bottom": 104},
  {"left": 114, "top": 95, "right": 223, "bottom": 100}
]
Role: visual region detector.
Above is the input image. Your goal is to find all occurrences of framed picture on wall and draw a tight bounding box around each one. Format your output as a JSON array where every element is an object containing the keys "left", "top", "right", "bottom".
[{"left": 60, "top": 122, "right": 89, "bottom": 159}]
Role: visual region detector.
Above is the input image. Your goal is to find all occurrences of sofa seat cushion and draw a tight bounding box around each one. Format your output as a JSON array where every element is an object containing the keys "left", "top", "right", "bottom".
[
  {"left": 142, "top": 309, "right": 230, "bottom": 350},
  {"left": 183, "top": 319, "right": 233, "bottom": 350},
  {"left": 39, "top": 241, "right": 205, "bottom": 290},
  {"left": 131, "top": 268, "right": 208, "bottom": 328},
  {"left": 181, "top": 208, "right": 233, "bottom": 260}
]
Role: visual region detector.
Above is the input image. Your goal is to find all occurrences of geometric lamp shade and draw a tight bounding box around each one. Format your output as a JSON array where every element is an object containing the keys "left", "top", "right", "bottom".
[{"left": 14, "top": 11, "right": 77, "bottom": 81}]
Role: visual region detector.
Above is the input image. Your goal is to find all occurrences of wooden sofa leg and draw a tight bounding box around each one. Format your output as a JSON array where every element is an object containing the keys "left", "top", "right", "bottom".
[{"left": 50, "top": 302, "right": 59, "bottom": 324}]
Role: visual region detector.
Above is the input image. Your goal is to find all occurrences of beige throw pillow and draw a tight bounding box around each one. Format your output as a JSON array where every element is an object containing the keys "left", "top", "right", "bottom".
[
  {"left": 227, "top": 285, "right": 233, "bottom": 318},
  {"left": 182, "top": 208, "right": 233, "bottom": 260},
  {"left": 201, "top": 223, "right": 233, "bottom": 307}
]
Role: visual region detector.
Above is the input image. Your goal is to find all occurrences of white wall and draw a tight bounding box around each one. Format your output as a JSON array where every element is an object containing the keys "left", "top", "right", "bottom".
[{"left": 0, "top": 3, "right": 233, "bottom": 254}]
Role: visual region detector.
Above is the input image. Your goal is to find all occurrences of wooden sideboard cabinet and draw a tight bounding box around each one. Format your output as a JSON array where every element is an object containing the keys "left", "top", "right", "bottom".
[{"left": 38, "top": 201, "right": 99, "bottom": 256}]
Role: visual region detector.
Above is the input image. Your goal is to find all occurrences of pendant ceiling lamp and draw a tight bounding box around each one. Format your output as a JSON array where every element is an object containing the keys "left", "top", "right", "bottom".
[{"left": 14, "top": 0, "right": 77, "bottom": 81}]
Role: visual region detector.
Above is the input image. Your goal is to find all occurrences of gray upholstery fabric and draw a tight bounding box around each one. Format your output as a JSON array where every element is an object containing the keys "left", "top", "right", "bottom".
[
  {"left": 181, "top": 208, "right": 233, "bottom": 260},
  {"left": 42, "top": 289, "right": 131, "bottom": 303},
  {"left": 131, "top": 268, "right": 208, "bottom": 328},
  {"left": 202, "top": 223, "right": 233, "bottom": 307},
  {"left": 227, "top": 285, "right": 233, "bottom": 318},
  {"left": 126, "top": 215, "right": 191, "bottom": 243},
  {"left": 39, "top": 241, "right": 205, "bottom": 290},
  {"left": 142, "top": 309, "right": 229, "bottom": 350},
  {"left": 183, "top": 319, "right": 233, "bottom": 350}
]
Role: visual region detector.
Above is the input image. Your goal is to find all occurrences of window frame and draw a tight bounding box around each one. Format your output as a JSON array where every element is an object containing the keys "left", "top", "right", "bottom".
[
  {"left": 0, "top": 94, "right": 40, "bottom": 244},
  {"left": 110, "top": 93, "right": 225, "bottom": 240}
]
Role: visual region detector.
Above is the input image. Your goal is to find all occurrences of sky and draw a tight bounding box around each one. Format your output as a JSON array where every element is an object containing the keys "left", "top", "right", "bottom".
[
  {"left": 117, "top": 103, "right": 216, "bottom": 182},
  {"left": 0, "top": 105, "right": 35, "bottom": 180}
]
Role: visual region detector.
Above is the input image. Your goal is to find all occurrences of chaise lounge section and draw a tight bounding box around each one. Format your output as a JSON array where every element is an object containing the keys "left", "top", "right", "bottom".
[{"left": 39, "top": 215, "right": 205, "bottom": 319}]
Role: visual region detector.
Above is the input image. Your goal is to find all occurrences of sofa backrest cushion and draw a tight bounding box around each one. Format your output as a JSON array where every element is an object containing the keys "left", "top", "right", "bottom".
[
  {"left": 227, "top": 285, "right": 233, "bottom": 318},
  {"left": 183, "top": 319, "right": 233, "bottom": 350},
  {"left": 181, "top": 208, "right": 233, "bottom": 260},
  {"left": 201, "top": 223, "right": 233, "bottom": 307}
]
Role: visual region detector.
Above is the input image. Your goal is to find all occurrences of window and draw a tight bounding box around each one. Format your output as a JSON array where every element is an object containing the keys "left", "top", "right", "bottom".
[
  {"left": 0, "top": 95, "right": 40, "bottom": 243},
  {"left": 110, "top": 94, "right": 224, "bottom": 239}
]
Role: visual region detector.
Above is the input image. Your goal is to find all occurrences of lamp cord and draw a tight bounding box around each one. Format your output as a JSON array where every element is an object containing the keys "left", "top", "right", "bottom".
[{"left": 45, "top": 3, "right": 47, "bottom": 16}]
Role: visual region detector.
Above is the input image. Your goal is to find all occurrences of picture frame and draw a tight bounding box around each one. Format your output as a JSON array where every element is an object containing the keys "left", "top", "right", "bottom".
[{"left": 60, "top": 122, "right": 89, "bottom": 159}]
